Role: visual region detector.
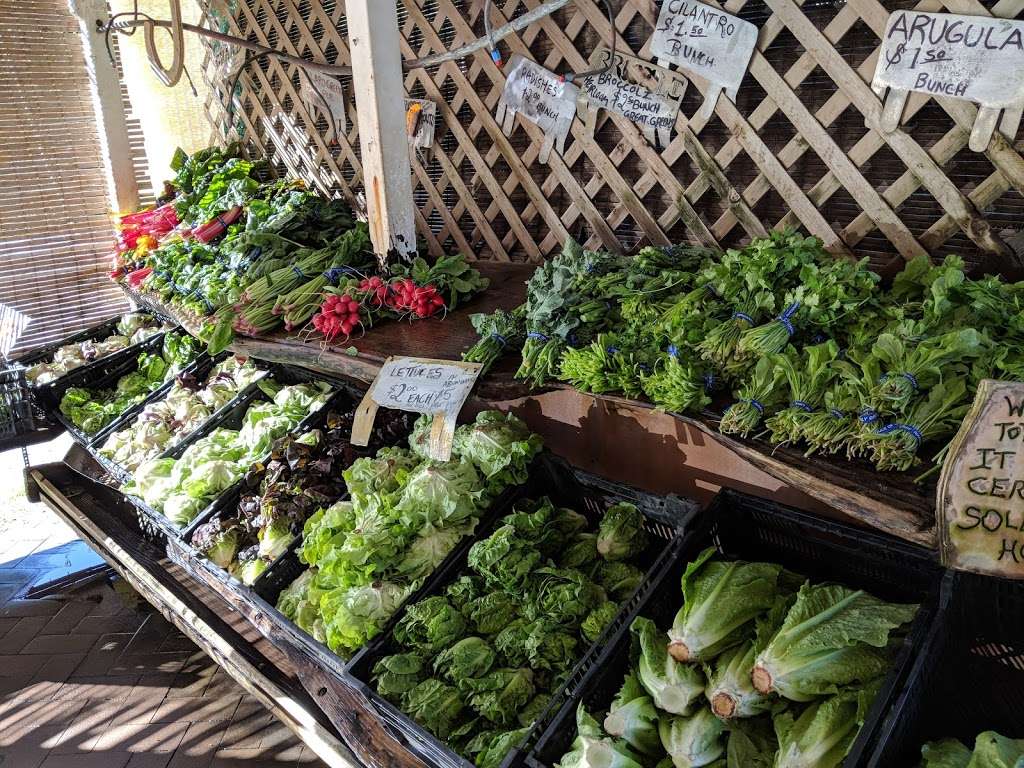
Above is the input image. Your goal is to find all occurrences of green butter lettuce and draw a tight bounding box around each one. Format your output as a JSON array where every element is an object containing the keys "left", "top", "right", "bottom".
[
  {"left": 398, "top": 522, "right": 468, "bottom": 581},
  {"left": 505, "top": 498, "right": 588, "bottom": 558},
  {"left": 668, "top": 548, "right": 783, "bottom": 663},
  {"left": 631, "top": 616, "right": 705, "bottom": 716},
  {"left": 452, "top": 410, "right": 543, "bottom": 493},
  {"left": 342, "top": 447, "right": 417, "bottom": 504},
  {"left": 395, "top": 459, "right": 484, "bottom": 529},
  {"left": 372, "top": 652, "right": 428, "bottom": 704},
  {"left": 393, "top": 596, "right": 467, "bottom": 655},
  {"left": 525, "top": 567, "right": 605, "bottom": 628},
  {"left": 468, "top": 524, "right": 543, "bottom": 594},
  {"left": 752, "top": 582, "right": 917, "bottom": 701},
  {"left": 321, "top": 580, "right": 412, "bottom": 656},
  {"left": 465, "top": 590, "right": 519, "bottom": 636}
]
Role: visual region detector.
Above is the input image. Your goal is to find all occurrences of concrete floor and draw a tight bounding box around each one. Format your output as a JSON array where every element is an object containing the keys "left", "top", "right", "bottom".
[{"left": 0, "top": 436, "right": 329, "bottom": 768}]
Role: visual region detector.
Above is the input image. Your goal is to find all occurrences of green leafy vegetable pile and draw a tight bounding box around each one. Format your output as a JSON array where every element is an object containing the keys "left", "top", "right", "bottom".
[
  {"left": 555, "top": 547, "right": 918, "bottom": 768},
  {"left": 99, "top": 356, "right": 266, "bottom": 471},
  {"left": 192, "top": 407, "right": 411, "bottom": 584},
  {"left": 919, "top": 731, "right": 1024, "bottom": 768},
  {"left": 469, "top": 231, "right": 1024, "bottom": 475},
  {"left": 124, "top": 379, "right": 333, "bottom": 527},
  {"left": 368, "top": 499, "right": 653, "bottom": 768},
  {"left": 274, "top": 411, "right": 543, "bottom": 659},
  {"left": 58, "top": 331, "right": 201, "bottom": 435}
]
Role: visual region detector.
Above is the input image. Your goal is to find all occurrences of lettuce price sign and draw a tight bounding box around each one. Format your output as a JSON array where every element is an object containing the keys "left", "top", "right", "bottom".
[
  {"left": 351, "top": 357, "right": 482, "bottom": 461},
  {"left": 938, "top": 380, "right": 1024, "bottom": 577}
]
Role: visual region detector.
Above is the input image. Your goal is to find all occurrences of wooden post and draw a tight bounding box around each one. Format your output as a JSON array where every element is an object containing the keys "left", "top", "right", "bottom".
[
  {"left": 346, "top": 0, "right": 417, "bottom": 267},
  {"left": 68, "top": 0, "right": 140, "bottom": 214}
]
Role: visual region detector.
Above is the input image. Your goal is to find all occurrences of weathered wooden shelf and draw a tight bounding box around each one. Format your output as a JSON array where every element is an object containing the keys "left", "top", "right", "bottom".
[{"left": 128, "top": 269, "right": 937, "bottom": 549}]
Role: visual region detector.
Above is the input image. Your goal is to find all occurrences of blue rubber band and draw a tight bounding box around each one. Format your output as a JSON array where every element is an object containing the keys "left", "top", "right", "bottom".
[
  {"left": 747, "top": 398, "right": 765, "bottom": 415},
  {"left": 733, "top": 312, "right": 754, "bottom": 325},
  {"left": 902, "top": 372, "right": 919, "bottom": 390},
  {"left": 859, "top": 409, "right": 880, "bottom": 425},
  {"left": 792, "top": 400, "right": 813, "bottom": 412},
  {"left": 705, "top": 284, "right": 720, "bottom": 299},
  {"left": 638, "top": 363, "right": 651, "bottom": 374},
  {"left": 293, "top": 266, "right": 306, "bottom": 279},
  {"left": 527, "top": 332, "right": 549, "bottom": 342},
  {"left": 811, "top": 333, "right": 827, "bottom": 345},
  {"left": 777, "top": 303, "right": 800, "bottom": 337},
  {"left": 667, "top": 344, "right": 679, "bottom": 358},
  {"left": 491, "top": 333, "right": 508, "bottom": 347},
  {"left": 606, "top": 346, "right": 619, "bottom": 355},
  {"left": 829, "top": 408, "right": 846, "bottom": 419},
  {"left": 877, "top": 423, "right": 923, "bottom": 445},
  {"left": 703, "top": 373, "right": 715, "bottom": 392}
]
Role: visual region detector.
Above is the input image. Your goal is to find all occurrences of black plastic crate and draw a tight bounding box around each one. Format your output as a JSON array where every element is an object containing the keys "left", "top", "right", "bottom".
[
  {"left": 42, "top": 331, "right": 194, "bottom": 448},
  {"left": 126, "top": 364, "right": 355, "bottom": 541},
  {"left": 345, "top": 454, "right": 699, "bottom": 768},
  {"left": 526, "top": 489, "right": 944, "bottom": 768},
  {"left": 15, "top": 312, "right": 168, "bottom": 394},
  {"left": 866, "top": 571, "right": 1022, "bottom": 767},
  {"left": 0, "top": 366, "right": 35, "bottom": 440}
]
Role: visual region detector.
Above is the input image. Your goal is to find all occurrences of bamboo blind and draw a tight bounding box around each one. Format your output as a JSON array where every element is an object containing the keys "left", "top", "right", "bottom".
[
  {"left": 198, "top": 0, "right": 1024, "bottom": 276},
  {"left": 0, "top": 0, "right": 129, "bottom": 354}
]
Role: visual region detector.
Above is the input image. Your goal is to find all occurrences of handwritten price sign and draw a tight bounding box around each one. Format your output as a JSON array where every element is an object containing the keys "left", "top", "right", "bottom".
[
  {"left": 938, "top": 379, "right": 1024, "bottom": 578},
  {"left": 350, "top": 357, "right": 482, "bottom": 462}
]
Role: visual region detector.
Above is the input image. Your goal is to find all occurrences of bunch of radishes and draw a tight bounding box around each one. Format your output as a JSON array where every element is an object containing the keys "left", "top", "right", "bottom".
[
  {"left": 387, "top": 278, "right": 445, "bottom": 318},
  {"left": 312, "top": 292, "right": 363, "bottom": 342}
]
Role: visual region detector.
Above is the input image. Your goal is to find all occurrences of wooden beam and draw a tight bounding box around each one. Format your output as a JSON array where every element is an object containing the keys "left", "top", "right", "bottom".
[
  {"left": 68, "top": 0, "right": 139, "bottom": 214},
  {"left": 346, "top": 0, "right": 417, "bottom": 266}
]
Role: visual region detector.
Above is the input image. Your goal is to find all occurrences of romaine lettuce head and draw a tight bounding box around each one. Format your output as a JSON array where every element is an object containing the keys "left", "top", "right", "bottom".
[
  {"left": 465, "top": 590, "right": 519, "bottom": 636},
  {"left": 342, "top": 447, "right": 418, "bottom": 503},
  {"left": 445, "top": 575, "right": 484, "bottom": 613},
  {"left": 393, "top": 595, "right": 466, "bottom": 654},
  {"left": 468, "top": 525, "right": 543, "bottom": 594},
  {"left": 668, "top": 548, "right": 783, "bottom": 663},
  {"left": 702, "top": 640, "right": 771, "bottom": 720},
  {"left": 581, "top": 600, "right": 619, "bottom": 644},
  {"left": 603, "top": 673, "right": 661, "bottom": 756},
  {"left": 403, "top": 678, "right": 465, "bottom": 739},
  {"left": 631, "top": 616, "right": 704, "bottom": 716},
  {"left": 475, "top": 727, "right": 530, "bottom": 768},
  {"left": 452, "top": 410, "right": 542, "bottom": 493},
  {"left": 556, "top": 705, "right": 645, "bottom": 768},
  {"left": 725, "top": 716, "right": 777, "bottom": 768},
  {"left": 920, "top": 738, "right": 971, "bottom": 768},
  {"left": 596, "top": 503, "right": 649, "bottom": 562},
  {"left": 773, "top": 684, "right": 879, "bottom": 768},
  {"left": 561, "top": 532, "right": 599, "bottom": 570},
  {"left": 597, "top": 561, "right": 645, "bottom": 601},
  {"left": 321, "top": 580, "right": 411, "bottom": 656},
  {"left": 752, "top": 582, "right": 917, "bottom": 701},
  {"left": 462, "top": 667, "right": 535, "bottom": 726},
  {"left": 372, "top": 652, "right": 427, "bottom": 704},
  {"left": 658, "top": 708, "right": 725, "bottom": 768},
  {"left": 394, "top": 459, "right": 483, "bottom": 529},
  {"left": 967, "top": 731, "right": 1024, "bottom": 768},
  {"left": 433, "top": 636, "right": 496, "bottom": 683}
]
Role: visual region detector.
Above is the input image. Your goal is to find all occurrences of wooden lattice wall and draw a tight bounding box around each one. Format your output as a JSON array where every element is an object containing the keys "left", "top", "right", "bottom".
[{"left": 197, "top": 0, "right": 1024, "bottom": 276}]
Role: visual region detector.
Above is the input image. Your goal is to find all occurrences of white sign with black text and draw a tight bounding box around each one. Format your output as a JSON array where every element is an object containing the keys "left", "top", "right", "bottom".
[
  {"left": 872, "top": 11, "right": 1024, "bottom": 150},
  {"left": 301, "top": 69, "right": 347, "bottom": 140},
  {"left": 496, "top": 55, "right": 580, "bottom": 164},
  {"left": 650, "top": 0, "right": 758, "bottom": 118}
]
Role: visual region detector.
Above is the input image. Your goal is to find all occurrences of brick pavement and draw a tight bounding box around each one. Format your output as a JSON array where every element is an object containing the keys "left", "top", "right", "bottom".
[{"left": 0, "top": 445, "right": 330, "bottom": 768}]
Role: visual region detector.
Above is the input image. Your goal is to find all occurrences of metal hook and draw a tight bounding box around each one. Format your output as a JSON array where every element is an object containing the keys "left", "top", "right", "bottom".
[{"left": 143, "top": 0, "right": 184, "bottom": 86}]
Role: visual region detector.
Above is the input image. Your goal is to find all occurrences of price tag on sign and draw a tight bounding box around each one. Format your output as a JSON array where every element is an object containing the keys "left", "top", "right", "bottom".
[
  {"left": 350, "top": 357, "right": 483, "bottom": 462},
  {"left": 938, "top": 380, "right": 1024, "bottom": 578},
  {"left": 301, "top": 69, "right": 347, "bottom": 141},
  {"left": 650, "top": 0, "right": 758, "bottom": 119},
  {"left": 496, "top": 55, "right": 579, "bottom": 164},
  {"left": 872, "top": 11, "right": 1024, "bottom": 150}
]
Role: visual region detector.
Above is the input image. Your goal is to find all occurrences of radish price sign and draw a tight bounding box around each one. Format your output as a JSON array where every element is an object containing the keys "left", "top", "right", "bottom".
[
  {"left": 496, "top": 55, "right": 579, "bottom": 164},
  {"left": 872, "top": 10, "right": 1024, "bottom": 151},
  {"left": 302, "top": 70, "right": 347, "bottom": 141},
  {"left": 650, "top": 0, "right": 758, "bottom": 119},
  {"left": 350, "top": 357, "right": 483, "bottom": 461},
  {"left": 938, "top": 379, "right": 1024, "bottom": 578}
]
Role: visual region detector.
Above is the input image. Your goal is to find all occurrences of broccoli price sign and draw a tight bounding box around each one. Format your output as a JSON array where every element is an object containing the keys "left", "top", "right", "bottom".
[
  {"left": 351, "top": 357, "right": 482, "bottom": 462},
  {"left": 938, "top": 380, "right": 1024, "bottom": 578}
]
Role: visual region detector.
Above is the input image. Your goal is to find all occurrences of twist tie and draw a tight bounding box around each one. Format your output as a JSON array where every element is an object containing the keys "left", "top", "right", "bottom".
[
  {"left": 777, "top": 303, "right": 800, "bottom": 337},
  {"left": 638, "top": 363, "right": 651, "bottom": 374},
  {"left": 733, "top": 312, "right": 754, "bottom": 325},
  {"left": 703, "top": 373, "right": 716, "bottom": 391},
  {"left": 606, "top": 345, "right": 619, "bottom": 355},
  {"left": 859, "top": 409, "right": 881, "bottom": 425},
  {"left": 746, "top": 398, "right": 765, "bottom": 415},
  {"left": 829, "top": 408, "right": 846, "bottom": 419},
  {"left": 491, "top": 333, "right": 508, "bottom": 347},
  {"left": 293, "top": 266, "right": 306, "bottom": 279},
  {"left": 527, "top": 332, "right": 549, "bottom": 342},
  {"left": 667, "top": 344, "right": 680, "bottom": 358},
  {"left": 877, "top": 423, "right": 923, "bottom": 445},
  {"left": 792, "top": 400, "right": 813, "bottom": 412}
]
